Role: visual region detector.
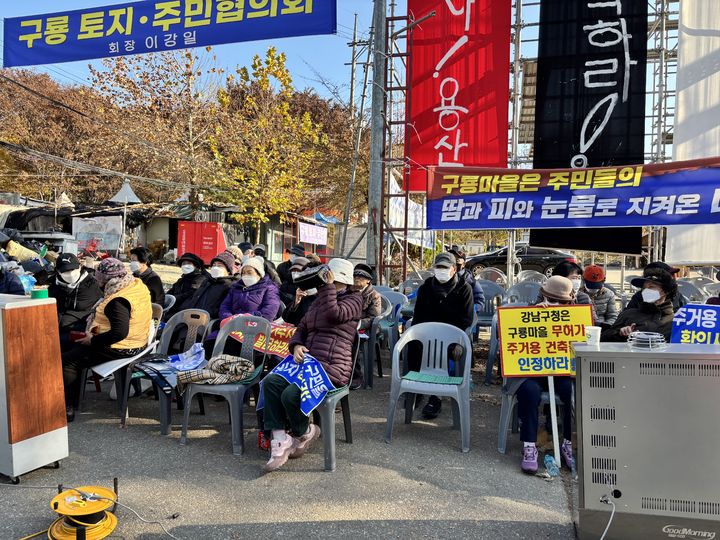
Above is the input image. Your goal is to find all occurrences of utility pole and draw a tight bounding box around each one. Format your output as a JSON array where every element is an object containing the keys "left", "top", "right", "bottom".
[
  {"left": 349, "top": 13, "right": 358, "bottom": 119},
  {"left": 367, "top": 0, "right": 387, "bottom": 273}
]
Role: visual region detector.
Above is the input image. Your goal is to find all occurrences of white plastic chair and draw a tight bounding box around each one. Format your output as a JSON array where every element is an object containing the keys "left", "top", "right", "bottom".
[
  {"left": 504, "top": 281, "right": 541, "bottom": 305},
  {"left": 379, "top": 291, "right": 408, "bottom": 354},
  {"left": 384, "top": 322, "right": 472, "bottom": 453},
  {"left": 163, "top": 294, "right": 176, "bottom": 311}
]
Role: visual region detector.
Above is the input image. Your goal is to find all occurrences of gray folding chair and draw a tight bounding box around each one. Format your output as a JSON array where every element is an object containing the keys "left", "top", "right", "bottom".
[
  {"left": 516, "top": 270, "right": 547, "bottom": 284},
  {"left": 677, "top": 280, "right": 707, "bottom": 303},
  {"left": 135, "top": 309, "right": 211, "bottom": 435},
  {"left": 484, "top": 303, "right": 529, "bottom": 386},
  {"left": 703, "top": 282, "right": 720, "bottom": 297},
  {"left": 476, "top": 280, "right": 504, "bottom": 327},
  {"left": 399, "top": 278, "right": 424, "bottom": 296},
  {"left": 384, "top": 322, "right": 472, "bottom": 453},
  {"left": 312, "top": 333, "right": 361, "bottom": 471},
  {"left": 163, "top": 294, "right": 177, "bottom": 312},
  {"left": 504, "top": 282, "right": 541, "bottom": 305},
  {"left": 179, "top": 315, "right": 271, "bottom": 455},
  {"left": 379, "top": 291, "right": 408, "bottom": 354},
  {"left": 374, "top": 285, "right": 394, "bottom": 294},
  {"left": 477, "top": 267, "right": 507, "bottom": 286}
]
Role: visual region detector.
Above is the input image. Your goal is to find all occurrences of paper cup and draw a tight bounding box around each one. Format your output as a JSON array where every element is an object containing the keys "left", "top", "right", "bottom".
[
  {"left": 585, "top": 325, "right": 601, "bottom": 346},
  {"left": 30, "top": 287, "right": 49, "bottom": 299}
]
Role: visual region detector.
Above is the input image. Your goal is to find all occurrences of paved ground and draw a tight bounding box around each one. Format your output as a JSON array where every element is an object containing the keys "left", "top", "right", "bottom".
[{"left": 0, "top": 345, "right": 576, "bottom": 539}]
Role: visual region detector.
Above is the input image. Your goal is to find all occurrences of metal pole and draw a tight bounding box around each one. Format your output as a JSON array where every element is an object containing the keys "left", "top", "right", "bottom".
[
  {"left": 655, "top": 0, "right": 667, "bottom": 162},
  {"left": 510, "top": 0, "right": 523, "bottom": 168},
  {"left": 340, "top": 25, "right": 374, "bottom": 255},
  {"left": 367, "top": 0, "right": 387, "bottom": 270},
  {"left": 349, "top": 13, "right": 358, "bottom": 120},
  {"left": 507, "top": 230, "right": 515, "bottom": 286}
]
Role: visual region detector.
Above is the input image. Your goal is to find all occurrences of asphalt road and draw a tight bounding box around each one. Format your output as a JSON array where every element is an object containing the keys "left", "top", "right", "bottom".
[{"left": 0, "top": 355, "right": 576, "bottom": 540}]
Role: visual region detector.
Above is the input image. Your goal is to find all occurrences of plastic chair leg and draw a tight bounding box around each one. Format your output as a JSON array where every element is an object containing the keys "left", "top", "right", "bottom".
[
  {"left": 451, "top": 398, "right": 460, "bottom": 431},
  {"left": 375, "top": 343, "right": 383, "bottom": 378},
  {"left": 341, "top": 395, "right": 352, "bottom": 443},
  {"left": 92, "top": 373, "right": 102, "bottom": 393},
  {"left": 362, "top": 341, "right": 372, "bottom": 389},
  {"left": 198, "top": 394, "right": 206, "bottom": 415},
  {"left": 511, "top": 402, "right": 520, "bottom": 434},
  {"left": 459, "top": 393, "right": 471, "bottom": 453},
  {"left": 77, "top": 369, "right": 88, "bottom": 412},
  {"left": 384, "top": 385, "right": 402, "bottom": 444},
  {"left": 497, "top": 393, "right": 514, "bottom": 454},
  {"left": 318, "top": 402, "right": 336, "bottom": 471},
  {"left": 484, "top": 342, "right": 498, "bottom": 385},
  {"left": 116, "top": 369, "right": 130, "bottom": 425},
  {"left": 179, "top": 387, "right": 194, "bottom": 446},
  {"left": 158, "top": 390, "right": 172, "bottom": 436},
  {"left": 228, "top": 392, "right": 245, "bottom": 455},
  {"left": 404, "top": 393, "right": 415, "bottom": 424}
]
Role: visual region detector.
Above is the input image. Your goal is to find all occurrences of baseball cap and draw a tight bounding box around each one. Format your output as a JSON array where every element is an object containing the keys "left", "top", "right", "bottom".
[
  {"left": 55, "top": 253, "right": 80, "bottom": 273},
  {"left": 287, "top": 244, "right": 305, "bottom": 257},
  {"left": 582, "top": 265, "right": 606, "bottom": 290},
  {"left": 433, "top": 252, "right": 456, "bottom": 269}
]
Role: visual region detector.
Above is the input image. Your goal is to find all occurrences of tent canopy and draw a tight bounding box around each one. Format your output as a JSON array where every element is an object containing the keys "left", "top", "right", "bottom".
[{"left": 108, "top": 180, "right": 142, "bottom": 204}]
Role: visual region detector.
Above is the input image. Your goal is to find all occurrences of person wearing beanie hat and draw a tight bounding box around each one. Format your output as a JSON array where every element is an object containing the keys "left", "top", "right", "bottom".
[
  {"left": 129, "top": 246, "right": 165, "bottom": 306},
  {"left": 166, "top": 252, "right": 210, "bottom": 319},
  {"left": 263, "top": 259, "right": 362, "bottom": 472},
  {"left": 207, "top": 256, "right": 281, "bottom": 349},
  {"left": 48, "top": 252, "right": 103, "bottom": 352},
  {"left": 348, "top": 263, "right": 382, "bottom": 388},
  {"left": 513, "top": 274, "right": 577, "bottom": 474},
  {"left": 277, "top": 244, "right": 306, "bottom": 285},
  {"left": 238, "top": 242, "right": 254, "bottom": 255},
  {"left": 580, "top": 265, "right": 617, "bottom": 326},
  {"left": 224, "top": 246, "right": 244, "bottom": 266},
  {"left": 602, "top": 268, "right": 676, "bottom": 343},
  {"left": 625, "top": 261, "right": 688, "bottom": 312},
  {"left": 61, "top": 257, "right": 152, "bottom": 422},
  {"left": 409, "top": 252, "right": 474, "bottom": 420},
  {"left": 170, "top": 252, "right": 240, "bottom": 332}
]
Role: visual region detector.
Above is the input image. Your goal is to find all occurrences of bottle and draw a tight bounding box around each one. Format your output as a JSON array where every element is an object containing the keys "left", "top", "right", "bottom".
[{"left": 544, "top": 454, "right": 560, "bottom": 477}]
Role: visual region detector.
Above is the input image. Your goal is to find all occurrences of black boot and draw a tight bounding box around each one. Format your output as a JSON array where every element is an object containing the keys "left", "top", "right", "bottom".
[
  {"left": 422, "top": 396, "right": 442, "bottom": 419},
  {"left": 66, "top": 405, "right": 75, "bottom": 423}
]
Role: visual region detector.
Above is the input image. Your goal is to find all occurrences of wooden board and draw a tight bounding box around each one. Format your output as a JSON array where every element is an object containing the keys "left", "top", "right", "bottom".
[{"left": 3, "top": 303, "right": 66, "bottom": 444}]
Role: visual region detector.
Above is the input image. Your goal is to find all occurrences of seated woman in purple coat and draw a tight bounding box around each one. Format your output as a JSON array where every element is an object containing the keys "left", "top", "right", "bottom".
[{"left": 204, "top": 256, "right": 281, "bottom": 356}]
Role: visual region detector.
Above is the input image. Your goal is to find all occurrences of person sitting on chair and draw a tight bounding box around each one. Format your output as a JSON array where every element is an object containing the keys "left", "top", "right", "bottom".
[
  {"left": 281, "top": 259, "right": 320, "bottom": 326},
  {"left": 412, "top": 252, "right": 474, "bottom": 420},
  {"left": 48, "top": 253, "right": 103, "bottom": 352},
  {"left": 279, "top": 256, "right": 309, "bottom": 307},
  {"left": 540, "top": 261, "right": 591, "bottom": 305},
  {"left": 450, "top": 249, "right": 485, "bottom": 312},
  {"left": 253, "top": 244, "right": 281, "bottom": 285},
  {"left": 165, "top": 252, "right": 209, "bottom": 319},
  {"left": 513, "top": 275, "right": 577, "bottom": 474},
  {"left": 61, "top": 258, "right": 152, "bottom": 422},
  {"left": 625, "top": 261, "right": 686, "bottom": 312},
  {"left": 129, "top": 247, "right": 165, "bottom": 306},
  {"left": 277, "top": 244, "right": 305, "bottom": 285},
  {"left": 349, "top": 263, "right": 382, "bottom": 389},
  {"left": 602, "top": 269, "right": 676, "bottom": 342},
  {"left": 580, "top": 265, "right": 617, "bottom": 327},
  {"left": 262, "top": 258, "right": 362, "bottom": 473},
  {"left": 176, "top": 251, "right": 238, "bottom": 319}
]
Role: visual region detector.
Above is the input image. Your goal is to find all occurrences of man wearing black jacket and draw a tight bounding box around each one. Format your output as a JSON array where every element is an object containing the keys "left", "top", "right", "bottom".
[
  {"left": 276, "top": 244, "right": 305, "bottom": 285},
  {"left": 165, "top": 252, "right": 209, "bottom": 319},
  {"left": 411, "top": 252, "right": 474, "bottom": 419},
  {"left": 48, "top": 253, "right": 103, "bottom": 351}
]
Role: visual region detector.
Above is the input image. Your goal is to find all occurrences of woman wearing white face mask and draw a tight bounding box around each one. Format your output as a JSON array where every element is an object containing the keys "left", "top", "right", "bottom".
[
  {"left": 216, "top": 256, "right": 281, "bottom": 324},
  {"left": 48, "top": 253, "right": 103, "bottom": 352},
  {"left": 172, "top": 252, "right": 238, "bottom": 322},
  {"left": 165, "top": 252, "right": 209, "bottom": 319},
  {"left": 129, "top": 247, "right": 165, "bottom": 306},
  {"left": 602, "top": 269, "right": 677, "bottom": 342}
]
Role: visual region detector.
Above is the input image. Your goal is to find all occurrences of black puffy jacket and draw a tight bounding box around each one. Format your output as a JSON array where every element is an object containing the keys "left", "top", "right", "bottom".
[{"left": 48, "top": 270, "right": 103, "bottom": 330}]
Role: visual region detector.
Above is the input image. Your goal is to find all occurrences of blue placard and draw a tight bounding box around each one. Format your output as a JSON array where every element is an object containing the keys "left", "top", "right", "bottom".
[
  {"left": 4, "top": 1, "right": 336, "bottom": 68},
  {"left": 670, "top": 304, "right": 720, "bottom": 345}
]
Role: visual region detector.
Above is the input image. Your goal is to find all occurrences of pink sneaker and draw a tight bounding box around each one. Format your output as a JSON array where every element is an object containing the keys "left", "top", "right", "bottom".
[
  {"left": 289, "top": 424, "right": 321, "bottom": 459},
  {"left": 521, "top": 444, "right": 538, "bottom": 474},
  {"left": 263, "top": 436, "right": 293, "bottom": 472}
]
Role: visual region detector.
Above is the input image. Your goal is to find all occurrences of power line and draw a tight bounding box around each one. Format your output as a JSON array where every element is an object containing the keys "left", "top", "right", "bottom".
[{"left": 0, "top": 140, "right": 232, "bottom": 194}]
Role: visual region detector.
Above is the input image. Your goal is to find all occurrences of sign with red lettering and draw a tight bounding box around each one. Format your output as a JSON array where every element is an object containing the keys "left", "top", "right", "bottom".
[{"left": 405, "top": 0, "right": 511, "bottom": 192}]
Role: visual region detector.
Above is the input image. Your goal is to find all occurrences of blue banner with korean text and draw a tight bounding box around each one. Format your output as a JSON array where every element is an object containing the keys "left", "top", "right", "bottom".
[
  {"left": 256, "top": 354, "right": 335, "bottom": 416},
  {"left": 427, "top": 157, "right": 720, "bottom": 230},
  {"left": 3, "top": 0, "right": 336, "bottom": 68},
  {"left": 671, "top": 304, "right": 720, "bottom": 345}
]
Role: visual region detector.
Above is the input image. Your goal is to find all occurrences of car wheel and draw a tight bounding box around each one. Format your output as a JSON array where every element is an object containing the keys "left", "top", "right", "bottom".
[
  {"left": 471, "top": 264, "right": 485, "bottom": 278},
  {"left": 543, "top": 266, "right": 555, "bottom": 278}
]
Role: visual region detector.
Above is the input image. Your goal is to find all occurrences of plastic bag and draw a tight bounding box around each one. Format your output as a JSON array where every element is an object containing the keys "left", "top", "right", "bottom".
[
  {"left": 19, "top": 274, "right": 36, "bottom": 295},
  {"left": 168, "top": 342, "right": 207, "bottom": 371}
]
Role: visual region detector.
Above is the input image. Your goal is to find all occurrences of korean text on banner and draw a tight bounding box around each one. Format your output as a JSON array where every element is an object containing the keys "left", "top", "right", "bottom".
[
  {"left": 298, "top": 222, "right": 328, "bottom": 246},
  {"left": 671, "top": 304, "right": 720, "bottom": 345},
  {"left": 498, "top": 305, "right": 593, "bottom": 377},
  {"left": 257, "top": 355, "right": 334, "bottom": 416},
  {"left": 225, "top": 316, "right": 296, "bottom": 357},
  {"left": 426, "top": 157, "right": 720, "bottom": 230},
  {"left": 4, "top": 1, "right": 336, "bottom": 68},
  {"left": 405, "top": 0, "right": 510, "bottom": 192}
]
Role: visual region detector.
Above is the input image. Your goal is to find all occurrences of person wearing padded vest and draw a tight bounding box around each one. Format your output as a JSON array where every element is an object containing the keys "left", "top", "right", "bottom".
[
  {"left": 61, "top": 258, "right": 152, "bottom": 422},
  {"left": 262, "top": 258, "right": 362, "bottom": 473}
]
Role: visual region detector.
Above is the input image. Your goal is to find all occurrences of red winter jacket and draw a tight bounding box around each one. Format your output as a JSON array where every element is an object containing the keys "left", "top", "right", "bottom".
[{"left": 288, "top": 284, "right": 362, "bottom": 387}]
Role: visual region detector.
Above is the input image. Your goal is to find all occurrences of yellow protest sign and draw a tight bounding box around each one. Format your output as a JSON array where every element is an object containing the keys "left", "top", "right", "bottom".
[{"left": 498, "top": 305, "right": 593, "bottom": 377}]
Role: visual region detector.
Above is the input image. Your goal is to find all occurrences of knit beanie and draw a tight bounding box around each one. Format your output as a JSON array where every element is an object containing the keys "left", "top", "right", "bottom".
[
  {"left": 242, "top": 256, "right": 266, "bottom": 278},
  {"left": 95, "top": 257, "right": 128, "bottom": 287},
  {"left": 224, "top": 246, "right": 243, "bottom": 262},
  {"left": 212, "top": 251, "right": 238, "bottom": 275}
]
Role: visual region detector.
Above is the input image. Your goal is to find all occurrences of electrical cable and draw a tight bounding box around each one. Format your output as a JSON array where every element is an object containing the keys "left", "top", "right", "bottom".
[
  {"left": 95, "top": 498, "right": 179, "bottom": 540},
  {"left": 599, "top": 496, "right": 616, "bottom": 540}
]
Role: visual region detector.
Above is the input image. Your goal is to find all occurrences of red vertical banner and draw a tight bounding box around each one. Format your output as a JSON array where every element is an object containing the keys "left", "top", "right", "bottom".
[{"left": 406, "top": 0, "right": 511, "bottom": 192}]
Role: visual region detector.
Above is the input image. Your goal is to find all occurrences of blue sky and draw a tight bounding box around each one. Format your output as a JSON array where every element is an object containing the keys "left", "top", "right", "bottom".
[{"left": 0, "top": 0, "right": 401, "bottom": 102}]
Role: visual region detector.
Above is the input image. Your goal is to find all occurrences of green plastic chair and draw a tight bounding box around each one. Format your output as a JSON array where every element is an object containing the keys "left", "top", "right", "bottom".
[{"left": 384, "top": 322, "right": 472, "bottom": 452}]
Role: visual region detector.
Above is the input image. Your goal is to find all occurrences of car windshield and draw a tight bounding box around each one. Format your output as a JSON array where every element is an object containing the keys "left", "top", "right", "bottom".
[{"left": 483, "top": 247, "right": 506, "bottom": 256}]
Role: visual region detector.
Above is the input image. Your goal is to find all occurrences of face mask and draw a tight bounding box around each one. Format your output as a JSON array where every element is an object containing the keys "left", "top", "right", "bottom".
[
  {"left": 289, "top": 255, "right": 297, "bottom": 264},
  {"left": 434, "top": 268, "right": 452, "bottom": 283},
  {"left": 242, "top": 275, "right": 259, "bottom": 287},
  {"left": 210, "top": 266, "right": 227, "bottom": 279},
  {"left": 129, "top": 261, "right": 141, "bottom": 274},
  {"left": 181, "top": 264, "right": 195, "bottom": 275},
  {"left": 305, "top": 288, "right": 318, "bottom": 296},
  {"left": 571, "top": 278, "right": 581, "bottom": 292},
  {"left": 586, "top": 288, "right": 599, "bottom": 296},
  {"left": 291, "top": 271, "right": 301, "bottom": 281},
  {"left": 642, "top": 288, "right": 661, "bottom": 304},
  {"left": 60, "top": 269, "right": 81, "bottom": 283}
]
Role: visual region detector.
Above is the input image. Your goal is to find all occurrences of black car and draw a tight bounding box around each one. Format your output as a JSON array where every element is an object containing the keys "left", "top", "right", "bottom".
[{"left": 467, "top": 245, "right": 577, "bottom": 278}]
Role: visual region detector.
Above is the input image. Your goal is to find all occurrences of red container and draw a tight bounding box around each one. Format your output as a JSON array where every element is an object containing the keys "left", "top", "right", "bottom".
[{"left": 177, "top": 221, "right": 227, "bottom": 265}]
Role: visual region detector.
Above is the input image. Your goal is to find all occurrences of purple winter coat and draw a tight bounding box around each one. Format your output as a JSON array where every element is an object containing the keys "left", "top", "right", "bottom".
[
  {"left": 288, "top": 284, "right": 362, "bottom": 387},
  {"left": 219, "top": 274, "right": 281, "bottom": 322}
]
